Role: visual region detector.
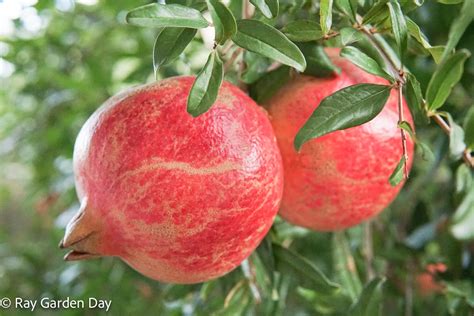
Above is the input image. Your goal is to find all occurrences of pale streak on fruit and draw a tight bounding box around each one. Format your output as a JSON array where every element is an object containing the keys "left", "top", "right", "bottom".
[
  {"left": 266, "top": 48, "right": 414, "bottom": 231},
  {"left": 60, "top": 76, "right": 283, "bottom": 284}
]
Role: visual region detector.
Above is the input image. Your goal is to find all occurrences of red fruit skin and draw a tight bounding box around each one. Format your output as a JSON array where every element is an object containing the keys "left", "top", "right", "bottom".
[
  {"left": 266, "top": 48, "right": 414, "bottom": 231},
  {"left": 66, "top": 76, "right": 283, "bottom": 283}
]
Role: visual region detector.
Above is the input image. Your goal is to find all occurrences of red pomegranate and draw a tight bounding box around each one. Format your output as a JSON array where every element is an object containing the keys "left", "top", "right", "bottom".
[
  {"left": 60, "top": 76, "right": 283, "bottom": 284},
  {"left": 266, "top": 48, "right": 414, "bottom": 231}
]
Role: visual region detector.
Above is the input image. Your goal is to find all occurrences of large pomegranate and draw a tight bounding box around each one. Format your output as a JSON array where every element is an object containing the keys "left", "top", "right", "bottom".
[
  {"left": 266, "top": 48, "right": 414, "bottom": 231},
  {"left": 60, "top": 76, "right": 283, "bottom": 284}
]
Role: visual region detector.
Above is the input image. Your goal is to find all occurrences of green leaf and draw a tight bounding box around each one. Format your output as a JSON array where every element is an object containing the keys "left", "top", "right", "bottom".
[
  {"left": 427, "top": 46, "right": 446, "bottom": 64},
  {"left": 294, "top": 84, "right": 391, "bottom": 151},
  {"left": 440, "top": 0, "right": 474, "bottom": 62},
  {"left": 320, "top": 0, "right": 334, "bottom": 35},
  {"left": 426, "top": 49, "right": 471, "bottom": 111},
  {"left": 389, "top": 156, "right": 406, "bottom": 186},
  {"left": 207, "top": 0, "right": 237, "bottom": 44},
  {"left": 281, "top": 20, "right": 323, "bottom": 42},
  {"left": 451, "top": 187, "right": 474, "bottom": 240},
  {"left": 249, "top": 66, "right": 291, "bottom": 103},
  {"left": 398, "top": 120, "right": 415, "bottom": 140},
  {"left": 387, "top": 0, "right": 408, "bottom": 60},
  {"left": 298, "top": 43, "right": 340, "bottom": 77},
  {"left": 363, "top": 0, "right": 389, "bottom": 25},
  {"left": 456, "top": 164, "right": 473, "bottom": 194},
  {"left": 250, "top": 0, "right": 279, "bottom": 19},
  {"left": 126, "top": 3, "right": 209, "bottom": 28},
  {"left": 333, "top": 232, "right": 362, "bottom": 300},
  {"left": 340, "top": 46, "right": 392, "bottom": 80},
  {"left": 340, "top": 27, "right": 363, "bottom": 45},
  {"left": 406, "top": 17, "right": 431, "bottom": 49},
  {"left": 447, "top": 114, "right": 466, "bottom": 159},
  {"left": 463, "top": 106, "right": 474, "bottom": 149},
  {"left": 405, "top": 73, "right": 426, "bottom": 123},
  {"left": 438, "top": 0, "right": 463, "bottom": 3},
  {"left": 153, "top": 27, "right": 197, "bottom": 72},
  {"left": 273, "top": 244, "right": 341, "bottom": 293},
  {"left": 232, "top": 20, "right": 306, "bottom": 71},
  {"left": 348, "top": 277, "right": 386, "bottom": 316},
  {"left": 187, "top": 51, "right": 224, "bottom": 117},
  {"left": 335, "top": 0, "right": 356, "bottom": 21}
]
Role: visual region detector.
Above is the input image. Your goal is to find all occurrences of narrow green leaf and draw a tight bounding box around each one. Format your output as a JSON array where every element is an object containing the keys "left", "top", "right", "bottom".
[
  {"left": 250, "top": 0, "right": 279, "bottom": 19},
  {"left": 294, "top": 84, "right": 391, "bottom": 151},
  {"left": 153, "top": 28, "right": 197, "bottom": 72},
  {"left": 451, "top": 187, "right": 474, "bottom": 241},
  {"left": 363, "top": 0, "right": 389, "bottom": 25},
  {"left": 427, "top": 46, "right": 446, "bottom": 64},
  {"left": 447, "top": 114, "right": 466, "bottom": 159},
  {"left": 249, "top": 66, "right": 290, "bottom": 103},
  {"left": 405, "top": 73, "right": 426, "bottom": 123},
  {"left": 406, "top": 17, "right": 431, "bottom": 49},
  {"left": 281, "top": 20, "right": 323, "bottom": 42},
  {"left": 463, "top": 106, "right": 474, "bottom": 149},
  {"left": 398, "top": 120, "right": 415, "bottom": 140},
  {"left": 207, "top": 0, "right": 237, "bottom": 44},
  {"left": 333, "top": 232, "right": 362, "bottom": 300},
  {"left": 232, "top": 20, "right": 306, "bottom": 71},
  {"left": 426, "top": 49, "right": 471, "bottom": 111},
  {"left": 126, "top": 3, "right": 209, "bottom": 28},
  {"left": 273, "top": 244, "right": 341, "bottom": 293},
  {"left": 438, "top": 0, "right": 463, "bottom": 3},
  {"left": 335, "top": 0, "right": 356, "bottom": 21},
  {"left": 348, "top": 277, "right": 386, "bottom": 316},
  {"left": 389, "top": 156, "right": 406, "bottom": 186},
  {"left": 298, "top": 43, "right": 340, "bottom": 77},
  {"left": 440, "top": 0, "right": 474, "bottom": 62},
  {"left": 187, "top": 51, "right": 223, "bottom": 117},
  {"left": 387, "top": 0, "right": 408, "bottom": 60},
  {"left": 340, "top": 46, "right": 392, "bottom": 80},
  {"left": 320, "top": 0, "right": 334, "bottom": 35},
  {"left": 340, "top": 27, "right": 363, "bottom": 45}
]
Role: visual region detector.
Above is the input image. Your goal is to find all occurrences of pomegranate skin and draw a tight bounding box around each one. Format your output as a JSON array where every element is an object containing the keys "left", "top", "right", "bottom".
[
  {"left": 266, "top": 48, "right": 414, "bottom": 231},
  {"left": 62, "top": 76, "right": 283, "bottom": 284}
]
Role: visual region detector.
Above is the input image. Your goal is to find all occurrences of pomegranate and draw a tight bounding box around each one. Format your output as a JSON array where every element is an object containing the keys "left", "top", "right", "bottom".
[
  {"left": 266, "top": 48, "right": 414, "bottom": 231},
  {"left": 60, "top": 76, "right": 283, "bottom": 284}
]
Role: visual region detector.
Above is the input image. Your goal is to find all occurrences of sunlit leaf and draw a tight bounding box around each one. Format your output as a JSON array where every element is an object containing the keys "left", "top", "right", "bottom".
[
  {"left": 389, "top": 156, "right": 406, "bottom": 186},
  {"left": 320, "top": 0, "right": 334, "bottom": 35},
  {"left": 126, "top": 3, "right": 209, "bottom": 28},
  {"left": 232, "top": 20, "right": 306, "bottom": 71}
]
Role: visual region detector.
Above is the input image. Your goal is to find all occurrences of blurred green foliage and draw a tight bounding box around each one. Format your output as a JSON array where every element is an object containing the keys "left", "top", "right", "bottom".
[{"left": 0, "top": 0, "right": 473, "bottom": 315}]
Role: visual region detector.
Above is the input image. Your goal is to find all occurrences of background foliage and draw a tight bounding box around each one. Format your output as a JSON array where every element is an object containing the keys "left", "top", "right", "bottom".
[{"left": 0, "top": 0, "right": 473, "bottom": 315}]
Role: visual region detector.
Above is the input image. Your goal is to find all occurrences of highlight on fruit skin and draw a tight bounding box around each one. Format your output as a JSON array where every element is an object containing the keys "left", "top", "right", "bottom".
[
  {"left": 59, "top": 76, "right": 284, "bottom": 284},
  {"left": 266, "top": 47, "right": 415, "bottom": 232}
]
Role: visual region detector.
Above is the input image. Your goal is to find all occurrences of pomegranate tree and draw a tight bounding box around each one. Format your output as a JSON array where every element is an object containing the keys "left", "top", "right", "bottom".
[
  {"left": 266, "top": 48, "right": 415, "bottom": 231},
  {"left": 60, "top": 76, "right": 283, "bottom": 284}
]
